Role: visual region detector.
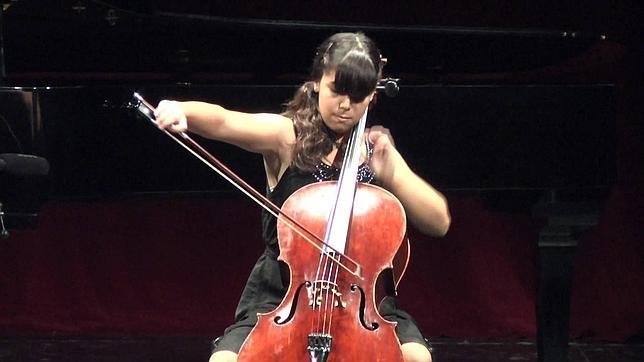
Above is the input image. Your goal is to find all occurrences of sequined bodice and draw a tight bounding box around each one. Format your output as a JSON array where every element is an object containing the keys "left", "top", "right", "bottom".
[
  {"left": 312, "top": 162, "right": 375, "bottom": 184},
  {"left": 312, "top": 140, "right": 375, "bottom": 183}
]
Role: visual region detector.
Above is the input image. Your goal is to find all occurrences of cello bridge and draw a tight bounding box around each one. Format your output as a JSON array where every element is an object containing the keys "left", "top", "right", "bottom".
[{"left": 308, "top": 281, "right": 346, "bottom": 309}]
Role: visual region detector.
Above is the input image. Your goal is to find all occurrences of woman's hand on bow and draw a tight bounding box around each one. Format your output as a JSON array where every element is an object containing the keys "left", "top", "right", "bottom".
[{"left": 154, "top": 100, "right": 188, "bottom": 133}]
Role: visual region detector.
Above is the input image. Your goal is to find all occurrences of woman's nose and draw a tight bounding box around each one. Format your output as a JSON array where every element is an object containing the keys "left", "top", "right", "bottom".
[{"left": 339, "top": 95, "right": 351, "bottom": 109}]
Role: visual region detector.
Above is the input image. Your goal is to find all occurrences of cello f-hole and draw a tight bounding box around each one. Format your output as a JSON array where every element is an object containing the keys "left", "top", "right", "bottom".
[
  {"left": 351, "top": 284, "right": 380, "bottom": 331},
  {"left": 274, "top": 281, "right": 311, "bottom": 325}
]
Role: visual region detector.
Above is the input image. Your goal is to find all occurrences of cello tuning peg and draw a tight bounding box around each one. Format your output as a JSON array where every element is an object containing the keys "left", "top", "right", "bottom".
[{"left": 377, "top": 78, "right": 400, "bottom": 97}]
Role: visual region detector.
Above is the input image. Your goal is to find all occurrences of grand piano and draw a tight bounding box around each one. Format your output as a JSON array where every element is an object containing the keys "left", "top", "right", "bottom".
[
  {"left": 1, "top": 1, "right": 634, "bottom": 362},
  {"left": 1, "top": 1, "right": 616, "bottom": 200}
]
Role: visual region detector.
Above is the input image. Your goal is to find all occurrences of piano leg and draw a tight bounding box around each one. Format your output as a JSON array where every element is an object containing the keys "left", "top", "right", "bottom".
[
  {"left": 537, "top": 236, "right": 576, "bottom": 362},
  {"left": 534, "top": 193, "right": 600, "bottom": 362}
]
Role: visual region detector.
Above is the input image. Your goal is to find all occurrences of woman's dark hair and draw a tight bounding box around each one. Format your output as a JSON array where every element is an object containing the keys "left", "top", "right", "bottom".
[{"left": 282, "top": 32, "right": 383, "bottom": 171}]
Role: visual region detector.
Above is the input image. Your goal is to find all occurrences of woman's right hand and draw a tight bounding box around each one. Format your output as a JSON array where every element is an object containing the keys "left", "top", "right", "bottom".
[{"left": 154, "top": 100, "right": 188, "bottom": 133}]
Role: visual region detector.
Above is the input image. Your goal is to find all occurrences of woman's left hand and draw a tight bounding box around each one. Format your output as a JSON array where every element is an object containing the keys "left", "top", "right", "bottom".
[
  {"left": 366, "top": 126, "right": 451, "bottom": 236},
  {"left": 366, "top": 125, "right": 403, "bottom": 188}
]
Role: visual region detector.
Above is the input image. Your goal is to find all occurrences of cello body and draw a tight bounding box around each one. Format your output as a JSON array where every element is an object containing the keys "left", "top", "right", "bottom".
[{"left": 237, "top": 181, "right": 406, "bottom": 362}]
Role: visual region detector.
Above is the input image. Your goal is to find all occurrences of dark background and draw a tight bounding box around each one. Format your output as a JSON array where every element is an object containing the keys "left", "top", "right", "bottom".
[{"left": 0, "top": 0, "right": 642, "bottom": 346}]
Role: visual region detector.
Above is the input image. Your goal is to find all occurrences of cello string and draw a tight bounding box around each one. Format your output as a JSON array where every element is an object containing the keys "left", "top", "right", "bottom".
[
  {"left": 321, "top": 250, "right": 335, "bottom": 335},
  {"left": 313, "top": 243, "right": 336, "bottom": 333},
  {"left": 317, "top": 247, "right": 330, "bottom": 334},
  {"left": 322, "top": 108, "right": 367, "bottom": 337},
  {"left": 325, "top": 253, "right": 341, "bottom": 336},
  {"left": 311, "top": 246, "right": 326, "bottom": 333},
  {"left": 318, "top": 108, "right": 368, "bottom": 338}
]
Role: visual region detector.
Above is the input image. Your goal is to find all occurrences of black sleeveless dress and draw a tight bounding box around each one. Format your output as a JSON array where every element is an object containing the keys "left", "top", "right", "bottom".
[{"left": 213, "top": 162, "right": 430, "bottom": 354}]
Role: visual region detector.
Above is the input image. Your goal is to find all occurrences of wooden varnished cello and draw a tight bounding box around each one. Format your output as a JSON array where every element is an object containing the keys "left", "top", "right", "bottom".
[
  {"left": 237, "top": 105, "right": 406, "bottom": 361},
  {"left": 132, "top": 90, "right": 408, "bottom": 362}
]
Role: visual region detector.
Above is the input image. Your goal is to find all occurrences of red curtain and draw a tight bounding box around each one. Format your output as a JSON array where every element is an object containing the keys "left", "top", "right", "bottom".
[{"left": 1, "top": 191, "right": 641, "bottom": 340}]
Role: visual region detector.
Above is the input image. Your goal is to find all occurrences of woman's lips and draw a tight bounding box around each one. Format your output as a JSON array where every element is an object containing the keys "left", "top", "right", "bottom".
[{"left": 335, "top": 114, "right": 352, "bottom": 122}]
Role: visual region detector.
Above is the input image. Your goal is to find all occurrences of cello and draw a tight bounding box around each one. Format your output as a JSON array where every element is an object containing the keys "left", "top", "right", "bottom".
[
  {"left": 132, "top": 89, "right": 408, "bottom": 361},
  {"left": 237, "top": 102, "right": 406, "bottom": 362}
]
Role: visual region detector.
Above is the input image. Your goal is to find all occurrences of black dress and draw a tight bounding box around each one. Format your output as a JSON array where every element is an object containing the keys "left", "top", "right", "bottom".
[{"left": 212, "top": 162, "right": 430, "bottom": 354}]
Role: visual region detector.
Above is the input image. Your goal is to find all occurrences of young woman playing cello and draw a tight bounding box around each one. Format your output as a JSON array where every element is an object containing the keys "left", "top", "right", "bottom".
[{"left": 154, "top": 32, "right": 450, "bottom": 362}]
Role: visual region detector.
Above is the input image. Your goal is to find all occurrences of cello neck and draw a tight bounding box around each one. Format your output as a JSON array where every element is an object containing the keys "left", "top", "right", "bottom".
[{"left": 322, "top": 108, "right": 369, "bottom": 252}]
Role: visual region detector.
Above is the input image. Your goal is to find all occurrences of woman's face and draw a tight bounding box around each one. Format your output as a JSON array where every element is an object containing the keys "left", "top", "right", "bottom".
[{"left": 315, "top": 69, "right": 374, "bottom": 137}]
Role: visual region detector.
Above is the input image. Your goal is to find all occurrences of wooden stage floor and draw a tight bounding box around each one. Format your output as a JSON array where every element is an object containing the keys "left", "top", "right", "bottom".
[{"left": 0, "top": 337, "right": 642, "bottom": 361}]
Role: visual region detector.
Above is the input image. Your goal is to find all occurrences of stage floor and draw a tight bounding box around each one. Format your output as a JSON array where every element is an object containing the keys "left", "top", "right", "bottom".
[{"left": 0, "top": 337, "right": 642, "bottom": 361}]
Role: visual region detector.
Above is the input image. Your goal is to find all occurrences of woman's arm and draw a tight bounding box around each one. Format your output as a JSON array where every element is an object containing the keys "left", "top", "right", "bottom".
[
  {"left": 367, "top": 126, "right": 451, "bottom": 237},
  {"left": 154, "top": 100, "right": 296, "bottom": 189},
  {"left": 154, "top": 100, "right": 294, "bottom": 156}
]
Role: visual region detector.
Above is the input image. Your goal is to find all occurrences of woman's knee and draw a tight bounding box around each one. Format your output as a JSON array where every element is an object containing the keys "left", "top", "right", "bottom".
[
  {"left": 401, "top": 341, "right": 432, "bottom": 362},
  {"left": 209, "top": 350, "right": 238, "bottom": 362}
]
